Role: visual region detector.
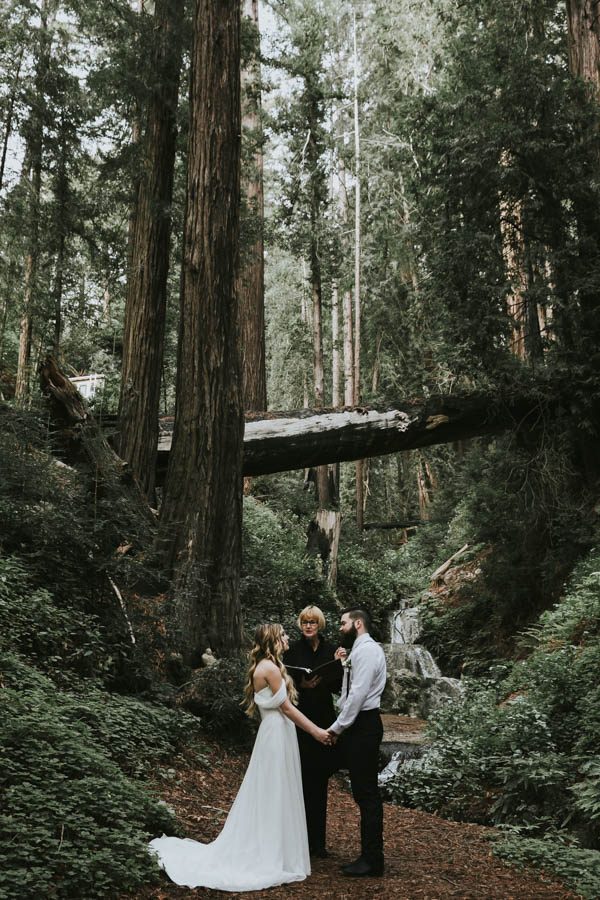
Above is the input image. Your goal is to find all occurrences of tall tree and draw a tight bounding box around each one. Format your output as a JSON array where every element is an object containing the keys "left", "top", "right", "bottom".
[
  {"left": 238, "top": 0, "right": 267, "bottom": 411},
  {"left": 159, "top": 0, "right": 243, "bottom": 663},
  {"left": 117, "top": 0, "right": 185, "bottom": 500},
  {"left": 15, "top": 0, "right": 53, "bottom": 403},
  {"left": 0, "top": 44, "right": 24, "bottom": 194},
  {"left": 565, "top": 0, "right": 600, "bottom": 93},
  {"left": 352, "top": 10, "right": 365, "bottom": 530}
]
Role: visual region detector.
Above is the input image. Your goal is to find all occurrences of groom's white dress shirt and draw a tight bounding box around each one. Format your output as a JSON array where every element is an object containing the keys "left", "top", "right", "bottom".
[{"left": 329, "top": 633, "right": 387, "bottom": 735}]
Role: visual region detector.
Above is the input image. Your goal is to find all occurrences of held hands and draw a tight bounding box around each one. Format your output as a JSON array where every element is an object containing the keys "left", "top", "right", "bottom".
[
  {"left": 314, "top": 727, "right": 334, "bottom": 746},
  {"left": 334, "top": 647, "right": 347, "bottom": 661}
]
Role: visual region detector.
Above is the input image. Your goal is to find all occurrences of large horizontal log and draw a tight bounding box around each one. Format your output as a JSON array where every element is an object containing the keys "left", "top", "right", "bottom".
[
  {"left": 155, "top": 392, "right": 546, "bottom": 480},
  {"left": 363, "top": 520, "right": 425, "bottom": 531}
]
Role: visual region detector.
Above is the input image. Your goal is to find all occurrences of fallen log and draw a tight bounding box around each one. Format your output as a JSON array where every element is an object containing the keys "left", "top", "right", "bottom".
[
  {"left": 431, "top": 543, "right": 470, "bottom": 583},
  {"left": 39, "top": 355, "right": 155, "bottom": 527},
  {"left": 154, "top": 392, "right": 547, "bottom": 481}
]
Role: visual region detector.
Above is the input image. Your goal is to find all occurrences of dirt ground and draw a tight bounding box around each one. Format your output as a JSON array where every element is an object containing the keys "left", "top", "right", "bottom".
[{"left": 137, "top": 739, "right": 579, "bottom": 900}]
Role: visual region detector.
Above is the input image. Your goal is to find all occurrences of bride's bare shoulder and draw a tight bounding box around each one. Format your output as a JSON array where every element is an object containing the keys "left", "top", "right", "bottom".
[
  {"left": 253, "top": 659, "right": 279, "bottom": 689},
  {"left": 254, "top": 659, "right": 278, "bottom": 676}
]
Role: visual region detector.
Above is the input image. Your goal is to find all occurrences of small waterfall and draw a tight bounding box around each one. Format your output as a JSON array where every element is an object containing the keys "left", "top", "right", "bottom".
[
  {"left": 391, "top": 606, "right": 421, "bottom": 645},
  {"left": 382, "top": 601, "right": 464, "bottom": 718},
  {"left": 379, "top": 601, "right": 464, "bottom": 787}
]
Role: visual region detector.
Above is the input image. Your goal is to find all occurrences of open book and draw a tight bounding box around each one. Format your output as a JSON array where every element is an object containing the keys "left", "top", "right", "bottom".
[{"left": 285, "top": 658, "right": 343, "bottom": 688}]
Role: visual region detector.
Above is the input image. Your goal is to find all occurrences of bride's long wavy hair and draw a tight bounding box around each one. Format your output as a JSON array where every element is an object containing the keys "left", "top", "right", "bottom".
[{"left": 243, "top": 623, "right": 298, "bottom": 718}]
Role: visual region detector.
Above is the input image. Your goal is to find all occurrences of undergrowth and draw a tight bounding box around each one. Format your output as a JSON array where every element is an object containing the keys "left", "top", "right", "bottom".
[
  {"left": 0, "top": 411, "right": 201, "bottom": 898},
  {"left": 388, "top": 548, "right": 600, "bottom": 898}
]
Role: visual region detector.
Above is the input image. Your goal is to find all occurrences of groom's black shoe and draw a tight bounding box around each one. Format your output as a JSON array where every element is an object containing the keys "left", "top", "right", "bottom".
[{"left": 341, "top": 856, "right": 384, "bottom": 877}]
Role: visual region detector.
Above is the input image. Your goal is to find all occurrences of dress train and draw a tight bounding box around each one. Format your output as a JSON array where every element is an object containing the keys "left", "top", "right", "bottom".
[{"left": 149, "top": 682, "right": 310, "bottom": 891}]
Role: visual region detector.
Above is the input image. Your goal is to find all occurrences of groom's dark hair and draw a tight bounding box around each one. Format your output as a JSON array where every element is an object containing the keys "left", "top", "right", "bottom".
[{"left": 340, "top": 607, "right": 371, "bottom": 631}]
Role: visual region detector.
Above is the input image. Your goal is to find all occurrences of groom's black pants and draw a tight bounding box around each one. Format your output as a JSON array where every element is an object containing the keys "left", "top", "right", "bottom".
[{"left": 337, "top": 709, "right": 384, "bottom": 867}]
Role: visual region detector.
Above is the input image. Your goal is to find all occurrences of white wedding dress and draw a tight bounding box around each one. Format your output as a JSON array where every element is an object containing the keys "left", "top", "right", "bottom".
[{"left": 149, "top": 682, "right": 310, "bottom": 891}]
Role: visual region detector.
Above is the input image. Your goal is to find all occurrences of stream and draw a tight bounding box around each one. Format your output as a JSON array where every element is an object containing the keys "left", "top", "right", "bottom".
[{"left": 379, "top": 600, "right": 464, "bottom": 784}]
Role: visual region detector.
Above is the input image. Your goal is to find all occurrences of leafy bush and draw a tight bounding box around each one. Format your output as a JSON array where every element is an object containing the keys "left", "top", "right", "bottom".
[
  {"left": 0, "top": 405, "right": 155, "bottom": 626},
  {"left": 388, "top": 548, "right": 600, "bottom": 897},
  {"left": 0, "top": 653, "right": 199, "bottom": 899},
  {"left": 241, "top": 495, "right": 336, "bottom": 636},
  {"left": 0, "top": 410, "right": 102, "bottom": 600},
  {"left": 388, "top": 681, "right": 568, "bottom": 828},
  {"left": 0, "top": 508, "right": 202, "bottom": 899},
  {"left": 335, "top": 542, "right": 403, "bottom": 639},
  {"left": 411, "top": 436, "right": 594, "bottom": 672},
  {"left": 0, "top": 555, "right": 109, "bottom": 677},
  {"left": 177, "top": 656, "right": 256, "bottom": 745},
  {"left": 492, "top": 833, "right": 600, "bottom": 900}
]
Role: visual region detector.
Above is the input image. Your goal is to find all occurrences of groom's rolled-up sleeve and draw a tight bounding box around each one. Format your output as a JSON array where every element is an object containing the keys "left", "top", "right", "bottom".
[{"left": 328, "top": 647, "right": 373, "bottom": 735}]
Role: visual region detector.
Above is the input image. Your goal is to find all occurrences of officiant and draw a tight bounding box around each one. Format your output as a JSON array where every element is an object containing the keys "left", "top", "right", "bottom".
[{"left": 283, "top": 605, "right": 342, "bottom": 858}]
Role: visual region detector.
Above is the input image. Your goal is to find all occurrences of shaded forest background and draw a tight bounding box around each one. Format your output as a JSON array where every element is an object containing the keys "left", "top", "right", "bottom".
[{"left": 1, "top": 0, "right": 600, "bottom": 897}]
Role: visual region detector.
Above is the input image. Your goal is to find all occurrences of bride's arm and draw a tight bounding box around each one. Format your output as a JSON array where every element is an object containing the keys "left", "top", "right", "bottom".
[
  {"left": 262, "top": 664, "right": 332, "bottom": 744},
  {"left": 280, "top": 697, "right": 332, "bottom": 744}
]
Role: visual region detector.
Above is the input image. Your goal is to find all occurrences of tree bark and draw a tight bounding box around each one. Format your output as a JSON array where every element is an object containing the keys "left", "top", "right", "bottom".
[
  {"left": 52, "top": 110, "right": 69, "bottom": 354},
  {"left": 238, "top": 0, "right": 267, "bottom": 412},
  {"left": 352, "top": 13, "right": 364, "bottom": 529},
  {"left": 565, "top": 0, "right": 600, "bottom": 93},
  {"left": 0, "top": 263, "right": 15, "bottom": 368},
  {"left": 498, "top": 154, "right": 544, "bottom": 361},
  {"left": 125, "top": 0, "right": 146, "bottom": 274},
  {"left": 15, "top": 1, "right": 52, "bottom": 404},
  {"left": 331, "top": 279, "right": 341, "bottom": 407},
  {"left": 118, "top": 0, "right": 185, "bottom": 500},
  {"left": 158, "top": 0, "right": 243, "bottom": 663},
  {"left": 0, "top": 45, "right": 24, "bottom": 194},
  {"left": 338, "top": 147, "right": 355, "bottom": 407}
]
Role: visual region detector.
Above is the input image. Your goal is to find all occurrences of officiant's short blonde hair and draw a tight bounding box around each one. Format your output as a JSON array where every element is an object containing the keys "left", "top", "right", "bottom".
[{"left": 297, "top": 605, "right": 326, "bottom": 631}]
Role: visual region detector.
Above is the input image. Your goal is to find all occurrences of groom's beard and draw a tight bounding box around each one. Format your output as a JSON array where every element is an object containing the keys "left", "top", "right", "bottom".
[{"left": 340, "top": 623, "right": 358, "bottom": 649}]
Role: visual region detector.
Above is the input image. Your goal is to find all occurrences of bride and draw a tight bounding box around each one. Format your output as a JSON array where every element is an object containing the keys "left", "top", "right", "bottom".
[{"left": 149, "top": 623, "right": 333, "bottom": 891}]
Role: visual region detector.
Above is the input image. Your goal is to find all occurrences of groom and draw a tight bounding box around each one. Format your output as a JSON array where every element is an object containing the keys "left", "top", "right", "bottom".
[{"left": 328, "top": 608, "right": 387, "bottom": 877}]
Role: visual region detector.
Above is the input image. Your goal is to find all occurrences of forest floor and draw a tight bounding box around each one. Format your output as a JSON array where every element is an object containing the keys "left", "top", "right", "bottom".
[{"left": 138, "top": 730, "right": 580, "bottom": 900}]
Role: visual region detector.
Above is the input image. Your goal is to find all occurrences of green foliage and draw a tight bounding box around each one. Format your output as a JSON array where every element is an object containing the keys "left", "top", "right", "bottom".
[
  {"left": 389, "top": 682, "right": 568, "bottom": 828},
  {"left": 0, "top": 653, "right": 199, "bottom": 899},
  {"left": 241, "top": 494, "right": 333, "bottom": 635},
  {"left": 492, "top": 833, "right": 600, "bottom": 900},
  {"left": 410, "top": 435, "right": 594, "bottom": 673},
  {"left": 388, "top": 547, "right": 600, "bottom": 896},
  {"left": 241, "top": 489, "right": 403, "bottom": 641},
  {"left": 0, "top": 422, "right": 202, "bottom": 898},
  {"left": 265, "top": 249, "right": 312, "bottom": 410},
  {"left": 179, "top": 657, "right": 255, "bottom": 744},
  {"left": 0, "top": 555, "right": 108, "bottom": 677},
  {"left": 335, "top": 540, "right": 403, "bottom": 638},
  {"left": 0, "top": 407, "right": 159, "bottom": 691}
]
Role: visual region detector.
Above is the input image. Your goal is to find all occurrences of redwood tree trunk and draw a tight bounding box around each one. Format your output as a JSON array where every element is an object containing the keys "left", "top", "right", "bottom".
[
  {"left": 118, "top": 0, "right": 185, "bottom": 499},
  {"left": 337, "top": 145, "right": 355, "bottom": 407},
  {"left": 159, "top": 0, "right": 243, "bottom": 663},
  {"left": 565, "top": 0, "right": 600, "bottom": 93},
  {"left": 125, "top": 0, "right": 146, "bottom": 274},
  {"left": 0, "top": 45, "right": 24, "bottom": 194},
  {"left": 352, "top": 13, "right": 364, "bottom": 529},
  {"left": 238, "top": 0, "right": 266, "bottom": 412},
  {"left": 52, "top": 113, "right": 69, "bottom": 354},
  {"left": 15, "top": 1, "right": 50, "bottom": 403}
]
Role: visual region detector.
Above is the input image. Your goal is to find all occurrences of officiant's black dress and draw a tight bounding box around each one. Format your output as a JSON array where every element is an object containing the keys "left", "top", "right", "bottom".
[{"left": 284, "top": 635, "right": 342, "bottom": 855}]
